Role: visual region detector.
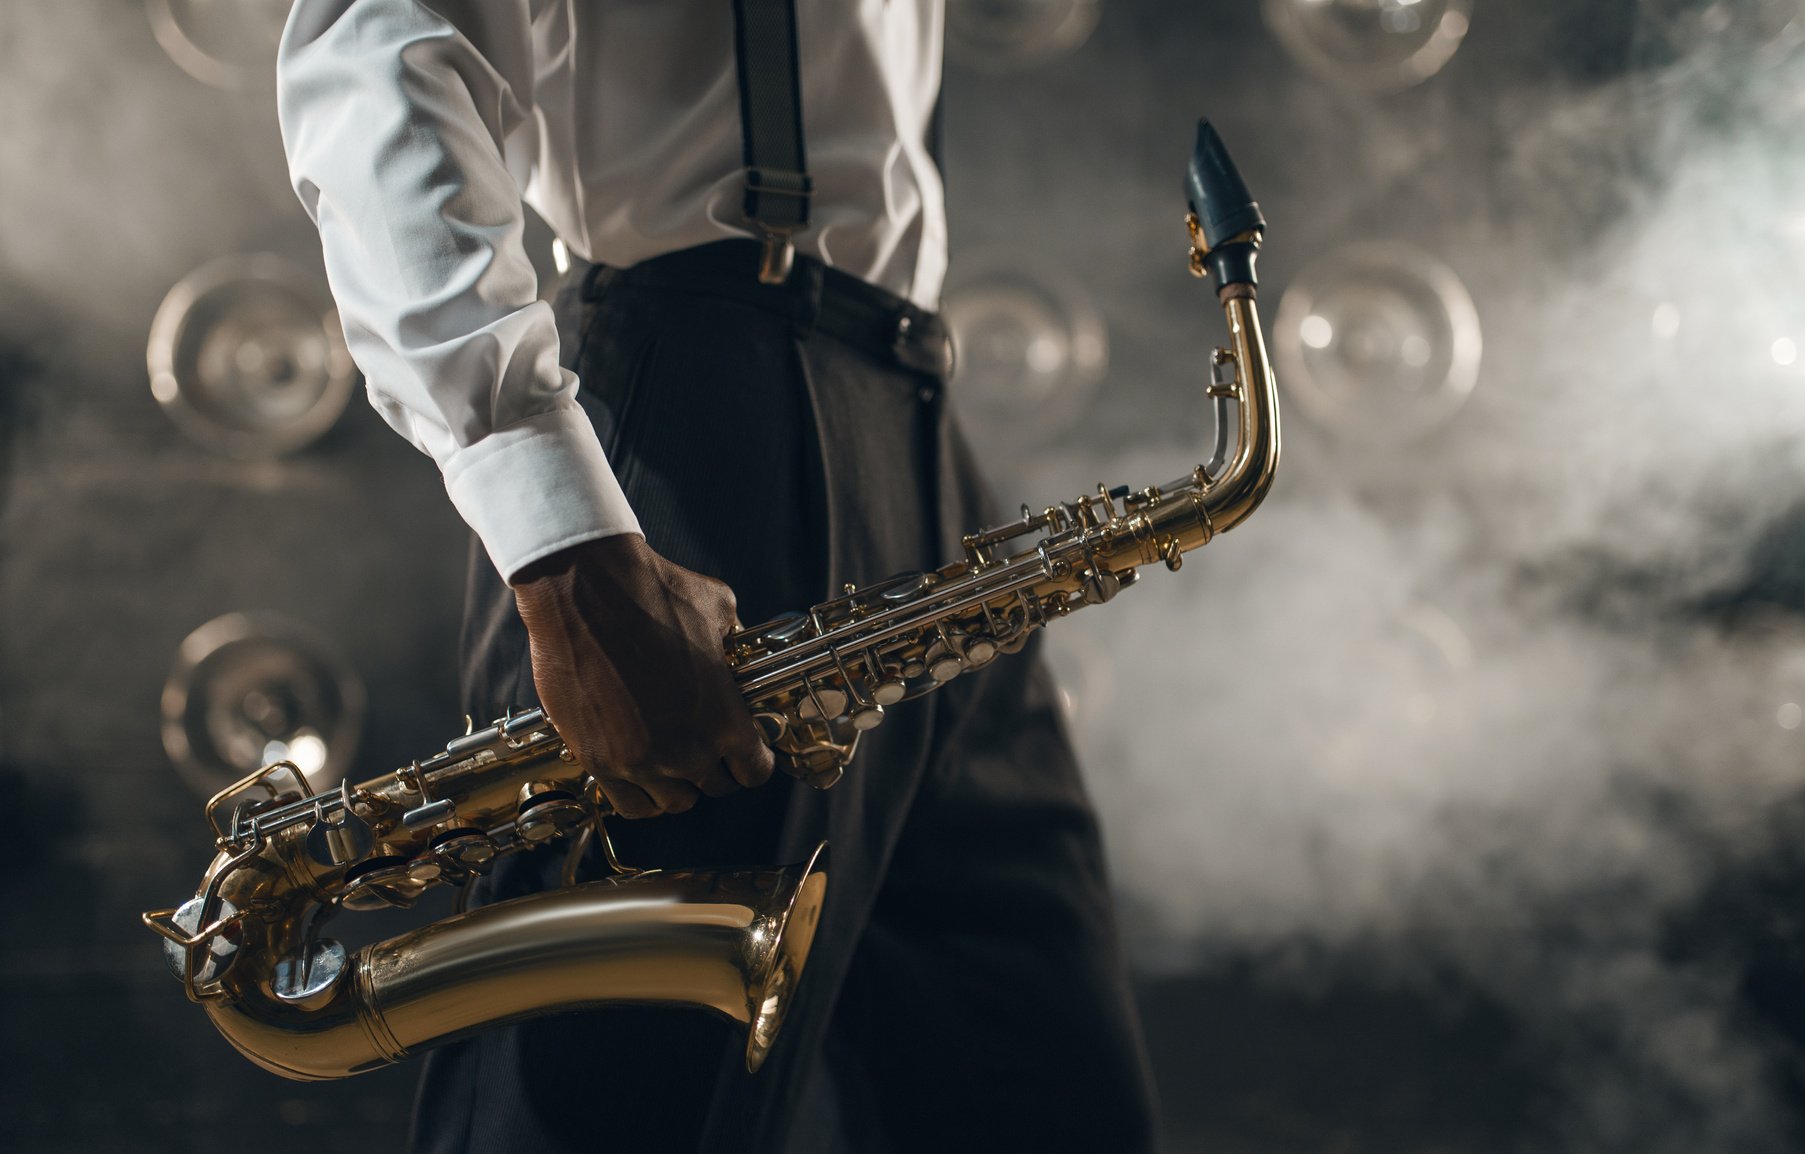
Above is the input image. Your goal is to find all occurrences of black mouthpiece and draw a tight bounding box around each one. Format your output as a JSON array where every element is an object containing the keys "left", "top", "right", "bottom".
[{"left": 1187, "top": 120, "right": 1265, "bottom": 248}]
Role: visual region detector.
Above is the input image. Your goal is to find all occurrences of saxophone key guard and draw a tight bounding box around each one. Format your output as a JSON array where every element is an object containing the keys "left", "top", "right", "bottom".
[{"left": 144, "top": 117, "right": 1279, "bottom": 1083}]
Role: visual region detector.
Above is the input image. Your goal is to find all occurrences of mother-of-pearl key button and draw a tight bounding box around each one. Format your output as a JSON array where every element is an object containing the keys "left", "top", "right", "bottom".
[{"left": 795, "top": 688, "right": 848, "bottom": 721}]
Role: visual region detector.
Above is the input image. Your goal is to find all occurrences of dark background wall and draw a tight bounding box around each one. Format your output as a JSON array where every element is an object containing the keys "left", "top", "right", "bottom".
[{"left": 6, "top": 2, "right": 1805, "bottom": 1151}]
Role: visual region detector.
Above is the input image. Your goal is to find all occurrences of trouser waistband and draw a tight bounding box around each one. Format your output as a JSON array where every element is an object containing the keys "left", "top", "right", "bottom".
[{"left": 579, "top": 239, "right": 955, "bottom": 379}]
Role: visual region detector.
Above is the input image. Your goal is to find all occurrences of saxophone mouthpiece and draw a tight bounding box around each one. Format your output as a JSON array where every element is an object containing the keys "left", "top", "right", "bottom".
[{"left": 1186, "top": 119, "right": 1266, "bottom": 289}]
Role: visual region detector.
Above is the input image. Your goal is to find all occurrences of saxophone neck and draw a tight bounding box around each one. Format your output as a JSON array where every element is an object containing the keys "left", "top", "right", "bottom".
[
  {"left": 1185, "top": 119, "right": 1280, "bottom": 536},
  {"left": 1202, "top": 289, "right": 1281, "bottom": 535}
]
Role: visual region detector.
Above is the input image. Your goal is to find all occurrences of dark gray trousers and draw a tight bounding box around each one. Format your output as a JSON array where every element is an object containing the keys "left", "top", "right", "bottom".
[{"left": 411, "top": 243, "right": 1156, "bottom": 1154}]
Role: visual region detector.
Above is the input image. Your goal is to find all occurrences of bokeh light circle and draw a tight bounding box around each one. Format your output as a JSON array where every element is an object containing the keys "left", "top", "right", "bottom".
[
  {"left": 146, "top": 0, "right": 291, "bottom": 91},
  {"left": 943, "top": 257, "right": 1109, "bottom": 454},
  {"left": 1261, "top": 0, "right": 1475, "bottom": 92},
  {"left": 946, "top": 0, "right": 1103, "bottom": 72},
  {"left": 148, "top": 254, "right": 356, "bottom": 459},
  {"left": 1274, "top": 241, "right": 1483, "bottom": 445},
  {"left": 161, "top": 611, "right": 366, "bottom": 800}
]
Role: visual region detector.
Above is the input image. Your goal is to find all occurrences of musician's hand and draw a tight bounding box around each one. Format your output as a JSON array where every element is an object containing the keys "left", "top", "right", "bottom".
[{"left": 509, "top": 534, "right": 777, "bottom": 818}]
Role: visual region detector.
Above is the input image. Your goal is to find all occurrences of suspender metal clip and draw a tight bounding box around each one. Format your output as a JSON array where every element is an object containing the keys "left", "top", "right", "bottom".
[
  {"left": 745, "top": 166, "right": 811, "bottom": 285},
  {"left": 733, "top": 0, "right": 810, "bottom": 286},
  {"left": 757, "top": 229, "right": 798, "bottom": 286}
]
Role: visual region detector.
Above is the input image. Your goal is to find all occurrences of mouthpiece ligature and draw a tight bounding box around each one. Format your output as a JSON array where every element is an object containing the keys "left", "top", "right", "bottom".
[{"left": 144, "top": 118, "right": 1279, "bottom": 1084}]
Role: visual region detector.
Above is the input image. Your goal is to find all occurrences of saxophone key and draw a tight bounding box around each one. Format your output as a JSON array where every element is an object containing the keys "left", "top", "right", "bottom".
[
  {"left": 401, "top": 798, "right": 457, "bottom": 830},
  {"left": 158, "top": 895, "right": 240, "bottom": 982},
  {"left": 871, "top": 679, "right": 908, "bottom": 706},
  {"left": 430, "top": 827, "right": 497, "bottom": 875},
  {"left": 795, "top": 687, "right": 848, "bottom": 722},
  {"left": 444, "top": 724, "right": 503, "bottom": 759},
  {"left": 516, "top": 786, "right": 588, "bottom": 844},
  {"left": 964, "top": 638, "right": 999, "bottom": 666},
  {"left": 1080, "top": 568, "right": 1123, "bottom": 605},
  {"left": 272, "top": 939, "right": 349, "bottom": 1008},
  {"left": 305, "top": 793, "right": 374, "bottom": 868},
  {"left": 758, "top": 611, "right": 813, "bottom": 646},
  {"left": 872, "top": 571, "right": 931, "bottom": 603},
  {"left": 752, "top": 710, "right": 789, "bottom": 743},
  {"left": 339, "top": 856, "right": 428, "bottom": 912},
  {"left": 849, "top": 703, "right": 885, "bottom": 732},
  {"left": 924, "top": 642, "right": 964, "bottom": 683}
]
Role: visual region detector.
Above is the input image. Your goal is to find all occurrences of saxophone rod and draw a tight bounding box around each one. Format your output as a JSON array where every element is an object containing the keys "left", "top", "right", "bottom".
[
  {"left": 733, "top": 123, "right": 1280, "bottom": 705},
  {"left": 141, "top": 117, "right": 1281, "bottom": 1085}
]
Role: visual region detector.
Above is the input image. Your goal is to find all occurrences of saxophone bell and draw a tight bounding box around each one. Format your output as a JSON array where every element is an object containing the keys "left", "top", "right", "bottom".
[
  {"left": 196, "top": 846, "right": 829, "bottom": 1081},
  {"left": 143, "top": 715, "right": 830, "bottom": 1080},
  {"left": 146, "top": 118, "right": 1282, "bottom": 1085}
]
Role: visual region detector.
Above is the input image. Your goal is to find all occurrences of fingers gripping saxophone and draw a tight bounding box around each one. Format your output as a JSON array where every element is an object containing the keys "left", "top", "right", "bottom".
[{"left": 144, "top": 121, "right": 1282, "bottom": 1082}]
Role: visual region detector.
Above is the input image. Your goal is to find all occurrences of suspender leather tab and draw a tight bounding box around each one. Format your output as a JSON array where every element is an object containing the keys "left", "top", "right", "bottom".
[{"left": 732, "top": 0, "right": 811, "bottom": 284}]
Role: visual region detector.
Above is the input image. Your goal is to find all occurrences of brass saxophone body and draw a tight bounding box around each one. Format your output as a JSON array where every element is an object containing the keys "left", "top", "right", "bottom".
[{"left": 145, "top": 120, "right": 1280, "bottom": 1082}]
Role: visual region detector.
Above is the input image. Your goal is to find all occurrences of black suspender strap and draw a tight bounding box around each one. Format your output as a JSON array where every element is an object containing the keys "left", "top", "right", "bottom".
[{"left": 731, "top": 0, "right": 812, "bottom": 284}]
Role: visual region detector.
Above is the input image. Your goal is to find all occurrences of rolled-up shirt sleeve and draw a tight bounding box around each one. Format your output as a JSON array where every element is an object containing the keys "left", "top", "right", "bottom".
[{"left": 277, "top": 0, "right": 639, "bottom": 581}]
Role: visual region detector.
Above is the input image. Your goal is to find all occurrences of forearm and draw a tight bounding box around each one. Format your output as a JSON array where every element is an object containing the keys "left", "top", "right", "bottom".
[{"left": 277, "top": 0, "right": 638, "bottom": 578}]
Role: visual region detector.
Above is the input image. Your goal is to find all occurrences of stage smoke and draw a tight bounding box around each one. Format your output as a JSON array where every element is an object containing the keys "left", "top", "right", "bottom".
[{"left": 1023, "top": 32, "right": 1805, "bottom": 1151}]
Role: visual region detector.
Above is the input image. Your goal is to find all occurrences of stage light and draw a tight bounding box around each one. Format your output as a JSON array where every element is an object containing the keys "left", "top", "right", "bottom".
[
  {"left": 147, "top": 254, "right": 356, "bottom": 459},
  {"left": 146, "top": 0, "right": 291, "bottom": 91},
  {"left": 1273, "top": 240, "right": 1483, "bottom": 444},
  {"left": 945, "top": 0, "right": 1103, "bottom": 72},
  {"left": 160, "top": 611, "right": 366, "bottom": 800},
  {"left": 1261, "top": 0, "right": 1474, "bottom": 92},
  {"left": 942, "top": 258, "right": 1108, "bottom": 454}
]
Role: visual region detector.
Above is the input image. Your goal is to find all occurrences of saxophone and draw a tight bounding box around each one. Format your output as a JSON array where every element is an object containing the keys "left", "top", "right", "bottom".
[{"left": 144, "top": 120, "right": 1281, "bottom": 1082}]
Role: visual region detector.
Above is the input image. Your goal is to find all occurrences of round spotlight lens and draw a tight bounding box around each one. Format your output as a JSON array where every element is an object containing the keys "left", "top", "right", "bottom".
[
  {"left": 1261, "top": 0, "right": 1474, "bottom": 92},
  {"left": 147, "top": 254, "right": 356, "bottom": 459},
  {"left": 946, "top": 0, "right": 1103, "bottom": 72},
  {"left": 146, "top": 0, "right": 292, "bottom": 91},
  {"left": 943, "top": 258, "right": 1109, "bottom": 454},
  {"left": 161, "top": 612, "right": 366, "bottom": 799},
  {"left": 1274, "top": 241, "right": 1483, "bottom": 444}
]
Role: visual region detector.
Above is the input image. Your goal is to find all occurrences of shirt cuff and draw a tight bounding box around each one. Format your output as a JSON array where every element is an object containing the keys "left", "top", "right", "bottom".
[{"left": 441, "top": 405, "right": 641, "bottom": 581}]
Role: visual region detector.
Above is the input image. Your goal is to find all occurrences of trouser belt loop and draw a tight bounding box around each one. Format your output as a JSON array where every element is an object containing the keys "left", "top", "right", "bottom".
[{"left": 893, "top": 309, "right": 956, "bottom": 379}]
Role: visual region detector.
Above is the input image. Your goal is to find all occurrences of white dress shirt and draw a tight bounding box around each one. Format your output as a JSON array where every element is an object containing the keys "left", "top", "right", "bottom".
[{"left": 277, "top": 0, "right": 947, "bottom": 580}]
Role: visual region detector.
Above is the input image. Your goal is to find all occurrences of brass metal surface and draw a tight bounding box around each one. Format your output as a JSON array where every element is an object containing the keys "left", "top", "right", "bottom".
[
  {"left": 198, "top": 847, "right": 827, "bottom": 1080},
  {"left": 148, "top": 136, "right": 1281, "bottom": 1083}
]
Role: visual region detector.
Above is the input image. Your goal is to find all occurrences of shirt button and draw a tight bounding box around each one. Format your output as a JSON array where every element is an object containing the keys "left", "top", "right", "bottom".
[{"left": 918, "top": 384, "right": 937, "bottom": 404}]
